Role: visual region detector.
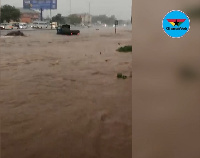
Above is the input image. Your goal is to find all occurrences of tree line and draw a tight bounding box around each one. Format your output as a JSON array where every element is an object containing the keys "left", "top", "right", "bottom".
[
  {"left": 51, "top": 14, "right": 118, "bottom": 25},
  {"left": 1, "top": 5, "right": 21, "bottom": 23},
  {"left": 1, "top": 4, "right": 130, "bottom": 25},
  {"left": 51, "top": 14, "right": 82, "bottom": 25},
  {"left": 92, "top": 15, "right": 116, "bottom": 25}
]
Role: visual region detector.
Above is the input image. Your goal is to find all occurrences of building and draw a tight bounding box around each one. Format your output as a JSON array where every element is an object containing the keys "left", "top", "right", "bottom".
[
  {"left": 76, "top": 13, "right": 92, "bottom": 26},
  {"left": 19, "top": 8, "right": 40, "bottom": 23}
]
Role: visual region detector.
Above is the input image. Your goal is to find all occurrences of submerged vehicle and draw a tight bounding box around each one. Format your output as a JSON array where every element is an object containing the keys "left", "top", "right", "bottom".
[{"left": 56, "top": 24, "right": 80, "bottom": 35}]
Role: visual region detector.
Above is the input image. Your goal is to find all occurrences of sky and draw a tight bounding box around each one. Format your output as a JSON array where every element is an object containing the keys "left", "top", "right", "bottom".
[{"left": 1, "top": 0, "right": 132, "bottom": 20}]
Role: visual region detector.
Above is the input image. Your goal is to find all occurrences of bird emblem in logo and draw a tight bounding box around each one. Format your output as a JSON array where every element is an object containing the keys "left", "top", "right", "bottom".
[{"left": 167, "top": 19, "right": 186, "bottom": 26}]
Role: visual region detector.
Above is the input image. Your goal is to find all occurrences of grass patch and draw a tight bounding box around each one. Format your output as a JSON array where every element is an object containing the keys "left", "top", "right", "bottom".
[
  {"left": 117, "top": 73, "right": 127, "bottom": 79},
  {"left": 117, "top": 45, "right": 132, "bottom": 52}
]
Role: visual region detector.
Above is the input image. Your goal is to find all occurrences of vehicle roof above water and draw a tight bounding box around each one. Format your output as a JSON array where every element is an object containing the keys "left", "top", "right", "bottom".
[
  {"left": 63, "top": 24, "right": 70, "bottom": 27},
  {"left": 59, "top": 24, "right": 70, "bottom": 28}
]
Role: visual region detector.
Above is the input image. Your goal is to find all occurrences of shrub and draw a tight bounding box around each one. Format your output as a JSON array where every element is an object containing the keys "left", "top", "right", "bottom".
[{"left": 117, "top": 45, "right": 132, "bottom": 52}]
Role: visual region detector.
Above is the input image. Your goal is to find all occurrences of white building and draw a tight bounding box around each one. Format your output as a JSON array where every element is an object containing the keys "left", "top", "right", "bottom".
[{"left": 76, "top": 13, "right": 92, "bottom": 26}]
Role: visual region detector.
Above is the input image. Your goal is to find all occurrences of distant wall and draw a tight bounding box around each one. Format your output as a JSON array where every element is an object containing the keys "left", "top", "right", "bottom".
[
  {"left": 20, "top": 17, "right": 31, "bottom": 23},
  {"left": 20, "top": 12, "right": 40, "bottom": 23}
]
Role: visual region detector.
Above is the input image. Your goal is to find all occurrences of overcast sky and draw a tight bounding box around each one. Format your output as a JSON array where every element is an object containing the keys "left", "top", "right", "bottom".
[{"left": 1, "top": 0, "right": 132, "bottom": 20}]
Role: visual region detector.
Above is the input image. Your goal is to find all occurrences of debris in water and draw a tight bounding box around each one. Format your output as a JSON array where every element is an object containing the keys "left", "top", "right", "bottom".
[
  {"left": 105, "top": 59, "right": 111, "bottom": 62},
  {"left": 117, "top": 73, "right": 123, "bottom": 78},
  {"left": 117, "top": 73, "right": 127, "bottom": 79},
  {"left": 6, "top": 31, "right": 25, "bottom": 36},
  {"left": 55, "top": 60, "right": 59, "bottom": 64}
]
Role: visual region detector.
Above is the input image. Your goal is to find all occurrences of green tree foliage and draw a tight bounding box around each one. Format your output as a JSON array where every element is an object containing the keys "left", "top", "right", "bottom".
[
  {"left": 117, "top": 19, "right": 131, "bottom": 25},
  {"left": 1, "top": 5, "right": 21, "bottom": 23},
  {"left": 92, "top": 15, "right": 116, "bottom": 25},
  {"left": 52, "top": 14, "right": 65, "bottom": 25},
  {"left": 51, "top": 14, "right": 82, "bottom": 25},
  {"left": 67, "top": 14, "right": 82, "bottom": 25}
]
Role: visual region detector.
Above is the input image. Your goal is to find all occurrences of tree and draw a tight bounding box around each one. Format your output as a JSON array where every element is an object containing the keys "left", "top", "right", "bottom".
[
  {"left": 44, "top": 16, "right": 51, "bottom": 21},
  {"left": 67, "top": 14, "right": 82, "bottom": 25},
  {"left": 52, "top": 14, "right": 65, "bottom": 24},
  {"left": 1, "top": 5, "right": 20, "bottom": 23},
  {"left": 92, "top": 15, "right": 116, "bottom": 25}
]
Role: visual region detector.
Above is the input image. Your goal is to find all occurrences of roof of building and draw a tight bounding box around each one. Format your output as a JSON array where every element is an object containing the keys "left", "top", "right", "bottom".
[{"left": 18, "top": 8, "right": 40, "bottom": 14}]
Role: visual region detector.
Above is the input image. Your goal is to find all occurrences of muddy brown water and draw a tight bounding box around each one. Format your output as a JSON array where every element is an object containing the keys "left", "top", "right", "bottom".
[{"left": 0, "top": 28, "right": 132, "bottom": 158}]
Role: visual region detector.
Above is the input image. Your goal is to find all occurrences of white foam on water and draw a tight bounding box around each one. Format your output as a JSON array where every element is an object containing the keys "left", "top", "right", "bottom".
[{"left": 0, "top": 36, "right": 14, "bottom": 38}]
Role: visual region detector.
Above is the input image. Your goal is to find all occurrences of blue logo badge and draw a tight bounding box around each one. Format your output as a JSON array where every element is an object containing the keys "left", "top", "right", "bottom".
[{"left": 162, "top": 10, "right": 190, "bottom": 38}]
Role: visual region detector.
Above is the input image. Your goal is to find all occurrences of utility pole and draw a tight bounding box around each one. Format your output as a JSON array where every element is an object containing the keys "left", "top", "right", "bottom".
[
  {"left": 70, "top": 0, "right": 71, "bottom": 15},
  {"left": 69, "top": 0, "right": 71, "bottom": 24},
  {"left": 89, "top": 2, "right": 90, "bottom": 15},
  {"left": 88, "top": 2, "right": 91, "bottom": 26},
  {"left": 115, "top": 20, "right": 118, "bottom": 34},
  {"left": 50, "top": 9, "right": 52, "bottom": 28},
  {"left": 40, "top": 8, "right": 43, "bottom": 21},
  {"left": 50, "top": 4, "right": 52, "bottom": 29},
  {"left": 131, "top": 5, "right": 132, "bottom": 24}
]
